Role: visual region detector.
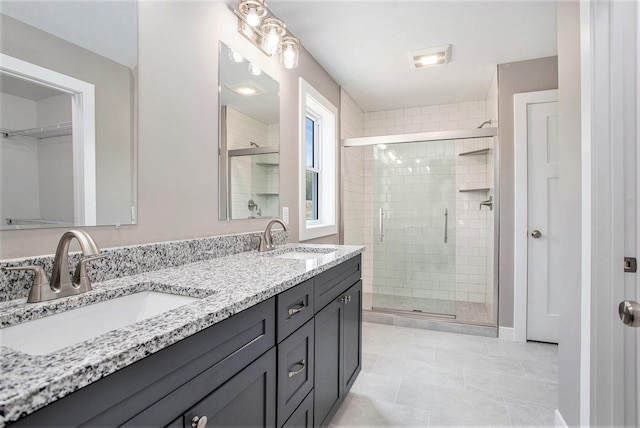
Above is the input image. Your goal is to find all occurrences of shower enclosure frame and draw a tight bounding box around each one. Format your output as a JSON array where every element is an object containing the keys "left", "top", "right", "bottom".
[{"left": 341, "top": 127, "right": 500, "bottom": 328}]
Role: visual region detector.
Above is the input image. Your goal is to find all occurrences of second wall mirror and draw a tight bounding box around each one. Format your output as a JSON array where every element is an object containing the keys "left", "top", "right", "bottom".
[{"left": 218, "top": 42, "right": 280, "bottom": 220}]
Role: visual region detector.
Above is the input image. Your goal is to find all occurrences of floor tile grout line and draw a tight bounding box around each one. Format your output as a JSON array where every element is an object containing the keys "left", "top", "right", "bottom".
[{"left": 503, "top": 396, "right": 516, "bottom": 427}]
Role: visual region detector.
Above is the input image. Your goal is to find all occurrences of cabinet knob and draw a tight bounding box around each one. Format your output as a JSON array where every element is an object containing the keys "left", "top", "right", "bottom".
[{"left": 192, "top": 415, "right": 208, "bottom": 428}]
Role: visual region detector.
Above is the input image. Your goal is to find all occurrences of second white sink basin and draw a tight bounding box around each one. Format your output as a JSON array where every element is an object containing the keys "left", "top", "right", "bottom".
[
  {"left": 274, "top": 251, "right": 336, "bottom": 260},
  {"left": 270, "top": 247, "right": 337, "bottom": 260},
  {"left": 0, "top": 291, "right": 199, "bottom": 355}
]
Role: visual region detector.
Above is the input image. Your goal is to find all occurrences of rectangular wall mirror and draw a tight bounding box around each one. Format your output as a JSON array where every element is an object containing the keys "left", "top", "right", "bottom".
[
  {"left": 218, "top": 41, "right": 280, "bottom": 220},
  {"left": 0, "top": 2, "right": 137, "bottom": 230}
]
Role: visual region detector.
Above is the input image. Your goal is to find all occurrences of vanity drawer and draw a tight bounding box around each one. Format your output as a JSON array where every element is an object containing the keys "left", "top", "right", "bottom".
[
  {"left": 282, "top": 390, "right": 314, "bottom": 428},
  {"left": 314, "top": 255, "right": 361, "bottom": 312},
  {"left": 277, "top": 278, "right": 314, "bottom": 342},
  {"left": 277, "top": 318, "right": 315, "bottom": 427}
]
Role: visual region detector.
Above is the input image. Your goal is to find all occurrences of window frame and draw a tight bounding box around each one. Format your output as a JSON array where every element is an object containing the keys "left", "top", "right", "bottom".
[{"left": 298, "top": 78, "right": 337, "bottom": 241}]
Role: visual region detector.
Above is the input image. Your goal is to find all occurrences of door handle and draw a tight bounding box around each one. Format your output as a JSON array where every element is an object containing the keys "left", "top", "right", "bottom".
[
  {"left": 619, "top": 300, "right": 640, "bottom": 327},
  {"left": 379, "top": 208, "right": 384, "bottom": 242},
  {"left": 531, "top": 230, "right": 542, "bottom": 239}
]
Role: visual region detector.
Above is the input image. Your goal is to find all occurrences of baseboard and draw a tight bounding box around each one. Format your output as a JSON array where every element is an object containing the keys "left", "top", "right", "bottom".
[
  {"left": 498, "top": 326, "right": 515, "bottom": 340},
  {"left": 555, "top": 409, "right": 568, "bottom": 427}
]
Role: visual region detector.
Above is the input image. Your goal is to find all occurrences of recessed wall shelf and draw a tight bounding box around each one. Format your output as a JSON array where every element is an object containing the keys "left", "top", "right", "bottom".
[
  {"left": 459, "top": 148, "right": 491, "bottom": 156},
  {"left": 459, "top": 187, "right": 491, "bottom": 193},
  {"left": 256, "top": 162, "right": 279, "bottom": 167},
  {"left": 256, "top": 193, "right": 279, "bottom": 196}
]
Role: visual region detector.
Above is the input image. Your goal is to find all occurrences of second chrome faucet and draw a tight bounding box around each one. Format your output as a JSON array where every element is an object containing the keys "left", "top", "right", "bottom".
[
  {"left": 259, "top": 219, "right": 287, "bottom": 252},
  {"left": 3, "top": 230, "right": 106, "bottom": 303}
]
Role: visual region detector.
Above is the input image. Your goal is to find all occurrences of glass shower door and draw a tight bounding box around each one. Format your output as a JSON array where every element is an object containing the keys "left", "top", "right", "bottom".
[{"left": 371, "top": 140, "right": 457, "bottom": 317}]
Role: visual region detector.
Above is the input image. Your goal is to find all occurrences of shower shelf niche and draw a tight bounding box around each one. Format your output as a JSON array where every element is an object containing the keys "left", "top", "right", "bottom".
[
  {"left": 459, "top": 187, "right": 491, "bottom": 193},
  {"left": 256, "top": 193, "right": 279, "bottom": 196},
  {"left": 256, "top": 162, "right": 279, "bottom": 167}
]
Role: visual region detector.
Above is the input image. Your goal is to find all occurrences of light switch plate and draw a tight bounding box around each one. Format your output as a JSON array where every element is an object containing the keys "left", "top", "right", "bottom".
[{"left": 282, "top": 207, "right": 289, "bottom": 224}]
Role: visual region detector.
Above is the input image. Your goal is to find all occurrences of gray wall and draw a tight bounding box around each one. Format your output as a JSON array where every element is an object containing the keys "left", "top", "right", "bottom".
[
  {"left": 497, "top": 56, "right": 558, "bottom": 328},
  {"left": 0, "top": 2, "right": 340, "bottom": 259}
]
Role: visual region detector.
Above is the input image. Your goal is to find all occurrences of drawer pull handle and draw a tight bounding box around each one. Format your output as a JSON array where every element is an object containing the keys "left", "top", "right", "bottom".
[
  {"left": 287, "top": 302, "right": 306, "bottom": 317},
  {"left": 341, "top": 295, "right": 352, "bottom": 304},
  {"left": 288, "top": 359, "right": 306, "bottom": 378},
  {"left": 191, "top": 415, "right": 208, "bottom": 428}
]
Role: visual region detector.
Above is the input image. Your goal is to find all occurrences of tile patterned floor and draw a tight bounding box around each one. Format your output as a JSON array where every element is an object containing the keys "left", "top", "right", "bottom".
[{"left": 330, "top": 322, "right": 558, "bottom": 427}]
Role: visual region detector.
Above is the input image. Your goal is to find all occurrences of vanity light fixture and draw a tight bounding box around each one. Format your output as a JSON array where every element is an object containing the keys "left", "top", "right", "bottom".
[
  {"left": 410, "top": 44, "right": 452, "bottom": 69},
  {"left": 234, "top": 0, "right": 301, "bottom": 69}
]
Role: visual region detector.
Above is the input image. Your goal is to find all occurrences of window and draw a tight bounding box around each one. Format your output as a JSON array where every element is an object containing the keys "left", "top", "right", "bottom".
[{"left": 299, "top": 78, "right": 337, "bottom": 240}]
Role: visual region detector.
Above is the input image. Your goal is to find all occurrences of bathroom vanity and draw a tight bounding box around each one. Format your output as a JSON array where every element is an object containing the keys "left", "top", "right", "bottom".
[{"left": 0, "top": 242, "right": 363, "bottom": 428}]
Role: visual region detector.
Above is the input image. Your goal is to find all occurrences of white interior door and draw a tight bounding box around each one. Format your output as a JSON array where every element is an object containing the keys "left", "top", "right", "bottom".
[{"left": 526, "top": 99, "right": 559, "bottom": 343}]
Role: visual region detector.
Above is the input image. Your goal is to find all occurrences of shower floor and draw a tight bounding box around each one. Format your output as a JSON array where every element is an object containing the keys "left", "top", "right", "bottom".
[{"left": 363, "top": 292, "right": 494, "bottom": 326}]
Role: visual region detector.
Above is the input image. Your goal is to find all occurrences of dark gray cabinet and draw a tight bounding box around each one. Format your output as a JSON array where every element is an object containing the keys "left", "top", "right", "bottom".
[
  {"left": 314, "top": 279, "right": 362, "bottom": 428},
  {"left": 10, "top": 255, "right": 362, "bottom": 428}
]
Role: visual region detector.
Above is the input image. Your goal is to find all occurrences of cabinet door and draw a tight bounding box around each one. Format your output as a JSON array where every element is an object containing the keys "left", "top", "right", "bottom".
[
  {"left": 342, "top": 281, "right": 362, "bottom": 393},
  {"left": 313, "top": 298, "right": 343, "bottom": 428},
  {"left": 183, "top": 348, "right": 276, "bottom": 428}
]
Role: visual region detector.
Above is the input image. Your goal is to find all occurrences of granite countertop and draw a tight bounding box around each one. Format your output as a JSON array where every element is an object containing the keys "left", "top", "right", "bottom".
[{"left": 0, "top": 243, "right": 364, "bottom": 426}]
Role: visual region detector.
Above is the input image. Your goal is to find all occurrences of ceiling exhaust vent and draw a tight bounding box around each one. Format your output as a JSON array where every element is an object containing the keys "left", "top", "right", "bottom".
[{"left": 410, "top": 44, "right": 452, "bottom": 69}]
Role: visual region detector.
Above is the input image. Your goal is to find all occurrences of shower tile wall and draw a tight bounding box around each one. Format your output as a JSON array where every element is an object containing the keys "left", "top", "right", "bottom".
[
  {"left": 455, "top": 137, "right": 494, "bottom": 306},
  {"left": 363, "top": 100, "right": 490, "bottom": 137},
  {"left": 227, "top": 107, "right": 279, "bottom": 219}
]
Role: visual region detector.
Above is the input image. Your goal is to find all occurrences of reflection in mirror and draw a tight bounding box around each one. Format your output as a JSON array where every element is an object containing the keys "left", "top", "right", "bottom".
[
  {"left": 218, "top": 42, "right": 280, "bottom": 220},
  {"left": 229, "top": 149, "right": 279, "bottom": 219},
  {"left": 0, "top": 3, "right": 137, "bottom": 230},
  {"left": 1, "top": 56, "right": 96, "bottom": 228}
]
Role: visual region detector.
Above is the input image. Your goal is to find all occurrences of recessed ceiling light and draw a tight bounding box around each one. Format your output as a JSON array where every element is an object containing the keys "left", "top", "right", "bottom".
[
  {"left": 226, "top": 81, "right": 266, "bottom": 97},
  {"left": 410, "top": 44, "right": 451, "bottom": 69}
]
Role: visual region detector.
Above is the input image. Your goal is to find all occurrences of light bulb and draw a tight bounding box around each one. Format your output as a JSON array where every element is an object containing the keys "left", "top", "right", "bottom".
[
  {"left": 265, "top": 29, "right": 280, "bottom": 54},
  {"left": 246, "top": 7, "right": 260, "bottom": 27},
  {"left": 283, "top": 47, "right": 295, "bottom": 62},
  {"left": 229, "top": 49, "right": 244, "bottom": 63},
  {"left": 248, "top": 63, "right": 261, "bottom": 76}
]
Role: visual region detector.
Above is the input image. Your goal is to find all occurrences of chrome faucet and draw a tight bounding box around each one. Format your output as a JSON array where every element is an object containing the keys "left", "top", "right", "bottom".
[
  {"left": 259, "top": 219, "right": 287, "bottom": 252},
  {"left": 2, "top": 230, "right": 106, "bottom": 303}
]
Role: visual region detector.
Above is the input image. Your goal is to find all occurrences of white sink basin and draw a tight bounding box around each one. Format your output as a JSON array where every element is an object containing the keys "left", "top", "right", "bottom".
[{"left": 0, "top": 291, "right": 199, "bottom": 355}]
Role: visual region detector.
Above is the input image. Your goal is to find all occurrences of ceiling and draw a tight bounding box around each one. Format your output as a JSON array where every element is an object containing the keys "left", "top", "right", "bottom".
[{"left": 268, "top": 0, "right": 558, "bottom": 112}]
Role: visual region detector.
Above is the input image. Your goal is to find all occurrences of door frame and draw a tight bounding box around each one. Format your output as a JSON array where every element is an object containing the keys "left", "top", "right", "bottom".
[{"left": 513, "top": 89, "right": 559, "bottom": 343}]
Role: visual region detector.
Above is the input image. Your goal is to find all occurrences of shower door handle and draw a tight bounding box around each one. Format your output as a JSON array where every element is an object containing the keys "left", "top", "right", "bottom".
[
  {"left": 379, "top": 208, "right": 384, "bottom": 242},
  {"left": 444, "top": 209, "right": 448, "bottom": 244}
]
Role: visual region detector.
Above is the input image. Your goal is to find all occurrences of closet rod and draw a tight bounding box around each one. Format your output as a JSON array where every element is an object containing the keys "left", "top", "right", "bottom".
[{"left": 2, "top": 121, "right": 72, "bottom": 139}]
